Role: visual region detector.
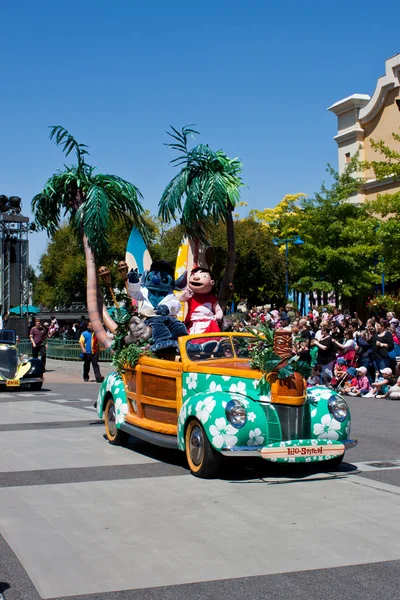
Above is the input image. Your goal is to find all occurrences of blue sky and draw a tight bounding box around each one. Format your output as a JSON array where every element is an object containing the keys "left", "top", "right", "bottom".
[{"left": 1, "top": 0, "right": 399, "bottom": 269}]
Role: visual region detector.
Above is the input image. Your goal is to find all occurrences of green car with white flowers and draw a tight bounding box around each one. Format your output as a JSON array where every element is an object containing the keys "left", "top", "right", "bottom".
[{"left": 96, "top": 332, "right": 357, "bottom": 477}]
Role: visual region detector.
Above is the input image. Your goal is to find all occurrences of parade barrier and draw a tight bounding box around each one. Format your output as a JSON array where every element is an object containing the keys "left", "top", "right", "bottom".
[{"left": 18, "top": 339, "right": 113, "bottom": 362}]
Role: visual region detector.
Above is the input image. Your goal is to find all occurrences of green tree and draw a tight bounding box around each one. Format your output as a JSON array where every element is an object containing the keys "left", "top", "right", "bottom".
[
  {"left": 33, "top": 225, "right": 86, "bottom": 309},
  {"left": 253, "top": 160, "right": 380, "bottom": 305},
  {"left": 209, "top": 217, "right": 285, "bottom": 306},
  {"left": 158, "top": 125, "right": 244, "bottom": 308},
  {"left": 32, "top": 126, "right": 148, "bottom": 347},
  {"left": 363, "top": 129, "right": 400, "bottom": 286}
]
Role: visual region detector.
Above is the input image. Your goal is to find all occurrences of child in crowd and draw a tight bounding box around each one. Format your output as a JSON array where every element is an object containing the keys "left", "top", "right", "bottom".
[
  {"left": 365, "top": 367, "right": 396, "bottom": 398},
  {"left": 330, "top": 357, "right": 348, "bottom": 388},
  {"left": 342, "top": 367, "right": 358, "bottom": 394},
  {"left": 307, "top": 364, "right": 322, "bottom": 387},
  {"left": 347, "top": 366, "right": 371, "bottom": 396},
  {"left": 385, "top": 376, "right": 400, "bottom": 400}
]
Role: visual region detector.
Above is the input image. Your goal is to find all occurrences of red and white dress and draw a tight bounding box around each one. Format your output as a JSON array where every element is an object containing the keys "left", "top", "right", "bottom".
[{"left": 185, "top": 293, "right": 221, "bottom": 334}]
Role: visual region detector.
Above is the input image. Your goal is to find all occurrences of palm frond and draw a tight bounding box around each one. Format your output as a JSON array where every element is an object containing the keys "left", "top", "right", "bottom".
[
  {"left": 74, "top": 185, "right": 110, "bottom": 259},
  {"left": 49, "top": 125, "right": 89, "bottom": 168},
  {"left": 165, "top": 125, "right": 200, "bottom": 157}
]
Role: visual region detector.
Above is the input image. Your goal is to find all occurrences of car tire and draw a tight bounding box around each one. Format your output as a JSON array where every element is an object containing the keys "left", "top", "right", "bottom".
[
  {"left": 104, "top": 398, "right": 129, "bottom": 446},
  {"left": 30, "top": 382, "right": 43, "bottom": 391},
  {"left": 185, "top": 418, "right": 220, "bottom": 478}
]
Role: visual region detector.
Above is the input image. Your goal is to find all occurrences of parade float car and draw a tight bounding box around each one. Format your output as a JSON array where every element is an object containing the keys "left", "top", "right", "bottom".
[
  {"left": 96, "top": 332, "right": 357, "bottom": 478},
  {"left": 0, "top": 329, "right": 44, "bottom": 391}
]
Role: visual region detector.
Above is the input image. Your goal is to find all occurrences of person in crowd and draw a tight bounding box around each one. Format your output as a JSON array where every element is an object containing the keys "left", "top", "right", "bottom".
[
  {"left": 342, "top": 367, "right": 358, "bottom": 394},
  {"left": 370, "top": 320, "right": 394, "bottom": 378},
  {"left": 285, "top": 304, "right": 296, "bottom": 323},
  {"left": 365, "top": 367, "right": 396, "bottom": 398},
  {"left": 321, "top": 307, "right": 330, "bottom": 322},
  {"left": 347, "top": 366, "right": 371, "bottom": 396},
  {"left": 296, "top": 339, "right": 311, "bottom": 364},
  {"left": 333, "top": 328, "right": 356, "bottom": 363},
  {"left": 355, "top": 329, "right": 374, "bottom": 383},
  {"left": 385, "top": 376, "right": 400, "bottom": 400},
  {"left": 48, "top": 317, "right": 59, "bottom": 338},
  {"left": 79, "top": 322, "right": 104, "bottom": 383},
  {"left": 330, "top": 357, "right": 348, "bottom": 388},
  {"left": 29, "top": 318, "right": 47, "bottom": 370},
  {"left": 332, "top": 308, "right": 344, "bottom": 324},
  {"left": 311, "top": 323, "right": 336, "bottom": 385},
  {"left": 298, "top": 318, "right": 312, "bottom": 343},
  {"left": 270, "top": 310, "right": 280, "bottom": 328}
]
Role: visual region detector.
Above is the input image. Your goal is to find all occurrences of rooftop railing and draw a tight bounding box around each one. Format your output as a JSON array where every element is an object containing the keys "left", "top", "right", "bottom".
[{"left": 18, "top": 339, "right": 113, "bottom": 362}]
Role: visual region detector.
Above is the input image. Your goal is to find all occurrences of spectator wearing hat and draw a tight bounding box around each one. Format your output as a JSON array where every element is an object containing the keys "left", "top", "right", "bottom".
[
  {"left": 347, "top": 367, "right": 371, "bottom": 396},
  {"left": 365, "top": 367, "right": 396, "bottom": 398},
  {"left": 342, "top": 367, "right": 358, "bottom": 394}
]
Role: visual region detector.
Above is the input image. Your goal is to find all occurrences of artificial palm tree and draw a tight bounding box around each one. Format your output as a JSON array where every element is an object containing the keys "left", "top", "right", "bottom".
[
  {"left": 32, "top": 126, "right": 148, "bottom": 348},
  {"left": 158, "top": 126, "right": 244, "bottom": 308}
]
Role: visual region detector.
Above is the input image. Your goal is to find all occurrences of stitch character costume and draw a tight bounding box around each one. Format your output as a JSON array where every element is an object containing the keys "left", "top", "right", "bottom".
[{"left": 128, "top": 260, "right": 187, "bottom": 352}]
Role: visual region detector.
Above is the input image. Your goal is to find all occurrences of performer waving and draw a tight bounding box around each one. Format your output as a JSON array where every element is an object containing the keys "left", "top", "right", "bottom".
[{"left": 180, "top": 267, "right": 223, "bottom": 334}]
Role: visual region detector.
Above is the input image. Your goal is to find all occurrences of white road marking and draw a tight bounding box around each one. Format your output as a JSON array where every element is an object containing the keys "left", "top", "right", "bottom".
[{"left": 351, "top": 459, "right": 400, "bottom": 472}]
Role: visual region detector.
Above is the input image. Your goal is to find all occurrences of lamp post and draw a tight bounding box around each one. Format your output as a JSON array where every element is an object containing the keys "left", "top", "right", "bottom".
[{"left": 272, "top": 235, "right": 304, "bottom": 300}]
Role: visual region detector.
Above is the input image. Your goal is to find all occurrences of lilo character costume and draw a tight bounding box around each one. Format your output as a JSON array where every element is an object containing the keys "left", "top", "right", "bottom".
[
  {"left": 180, "top": 267, "right": 223, "bottom": 334},
  {"left": 128, "top": 260, "right": 188, "bottom": 352}
]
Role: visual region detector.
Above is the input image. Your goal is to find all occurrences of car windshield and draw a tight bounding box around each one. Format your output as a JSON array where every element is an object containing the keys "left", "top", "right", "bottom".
[
  {"left": 185, "top": 336, "right": 253, "bottom": 361},
  {"left": 0, "top": 330, "right": 16, "bottom": 344}
]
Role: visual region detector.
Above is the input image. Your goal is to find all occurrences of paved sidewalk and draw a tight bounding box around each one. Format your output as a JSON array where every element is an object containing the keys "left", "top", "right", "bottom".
[{"left": 44, "top": 358, "right": 115, "bottom": 385}]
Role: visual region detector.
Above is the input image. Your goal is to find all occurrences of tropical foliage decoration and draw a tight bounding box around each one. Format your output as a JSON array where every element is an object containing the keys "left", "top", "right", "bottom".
[
  {"left": 112, "top": 342, "right": 154, "bottom": 376},
  {"left": 158, "top": 125, "right": 244, "bottom": 306},
  {"left": 31, "top": 126, "right": 149, "bottom": 349},
  {"left": 247, "top": 321, "right": 311, "bottom": 385},
  {"left": 32, "top": 126, "right": 148, "bottom": 262}
]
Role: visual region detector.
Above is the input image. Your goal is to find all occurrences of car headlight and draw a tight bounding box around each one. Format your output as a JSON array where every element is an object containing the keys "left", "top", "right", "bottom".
[
  {"left": 225, "top": 399, "right": 247, "bottom": 428},
  {"left": 328, "top": 395, "right": 348, "bottom": 422},
  {"left": 19, "top": 354, "right": 29, "bottom": 364}
]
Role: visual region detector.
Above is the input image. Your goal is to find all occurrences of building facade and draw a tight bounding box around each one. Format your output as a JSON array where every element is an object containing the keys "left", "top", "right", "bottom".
[{"left": 328, "top": 54, "right": 400, "bottom": 203}]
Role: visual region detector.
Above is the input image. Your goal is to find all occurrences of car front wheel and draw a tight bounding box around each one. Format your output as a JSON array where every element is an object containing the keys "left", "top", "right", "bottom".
[
  {"left": 104, "top": 398, "right": 129, "bottom": 446},
  {"left": 185, "top": 418, "right": 220, "bottom": 478},
  {"left": 30, "top": 382, "right": 43, "bottom": 391}
]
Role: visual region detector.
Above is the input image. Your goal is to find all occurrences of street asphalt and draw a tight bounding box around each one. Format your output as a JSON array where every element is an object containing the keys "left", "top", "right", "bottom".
[{"left": 0, "top": 359, "right": 399, "bottom": 599}]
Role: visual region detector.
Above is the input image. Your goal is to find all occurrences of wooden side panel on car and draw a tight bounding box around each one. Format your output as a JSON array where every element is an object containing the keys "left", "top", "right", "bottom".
[{"left": 123, "top": 359, "right": 182, "bottom": 436}]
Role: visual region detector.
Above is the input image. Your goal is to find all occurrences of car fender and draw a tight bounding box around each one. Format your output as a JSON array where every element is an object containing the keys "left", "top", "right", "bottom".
[
  {"left": 177, "top": 390, "right": 268, "bottom": 452},
  {"left": 97, "top": 372, "right": 128, "bottom": 427},
  {"left": 21, "top": 358, "right": 44, "bottom": 378},
  {"left": 307, "top": 386, "right": 351, "bottom": 440}
]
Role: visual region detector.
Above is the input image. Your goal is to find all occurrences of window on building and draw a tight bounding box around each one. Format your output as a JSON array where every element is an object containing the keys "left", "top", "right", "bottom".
[{"left": 345, "top": 152, "right": 351, "bottom": 164}]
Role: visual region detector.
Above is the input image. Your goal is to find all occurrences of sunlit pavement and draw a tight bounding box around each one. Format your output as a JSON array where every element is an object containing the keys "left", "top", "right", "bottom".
[{"left": 0, "top": 365, "right": 399, "bottom": 600}]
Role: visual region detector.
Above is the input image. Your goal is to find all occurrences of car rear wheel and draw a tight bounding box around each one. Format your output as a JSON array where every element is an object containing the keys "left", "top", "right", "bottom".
[
  {"left": 185, "top": 418, "right": 220, "bottom": 478},
  {"left": 104, "top": 398, "right": 129, "bottom": 446},
  {"left": 30, "top": 382, "right": 43, "bottom": 391}
]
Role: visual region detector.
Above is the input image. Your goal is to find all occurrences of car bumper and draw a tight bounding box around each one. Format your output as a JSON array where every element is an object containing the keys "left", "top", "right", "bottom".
[
  {"left": 0, "top": 377, "right": 43, "bottom": 386},
  {"left": 220, "top": 439, "right": 358, "bottom": 462}
]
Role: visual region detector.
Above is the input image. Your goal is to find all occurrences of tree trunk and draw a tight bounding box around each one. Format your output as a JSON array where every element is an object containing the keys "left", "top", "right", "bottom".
[
  {"left": 218, "top": 209, "right": 235, "bottom": 310},
  {"left": 83, "top": 235, "right": 112, "bottom": 350},
  {"left": 102, "top": 306, "right": 118, "bottom": 333}
]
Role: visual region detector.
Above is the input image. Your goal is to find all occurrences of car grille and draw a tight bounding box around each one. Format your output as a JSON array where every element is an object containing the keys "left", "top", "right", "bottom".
[
  {"left": 0, "top": 345, "right": 18, "bottom": 380},
  {"left": 274, "top": 404, "right": 304, "bottom": 441}
]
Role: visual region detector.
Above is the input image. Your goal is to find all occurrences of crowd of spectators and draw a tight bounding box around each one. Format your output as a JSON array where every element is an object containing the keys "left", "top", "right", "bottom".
[{"left": 230, "top": 303, "right": 400, "bottom": 400}]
